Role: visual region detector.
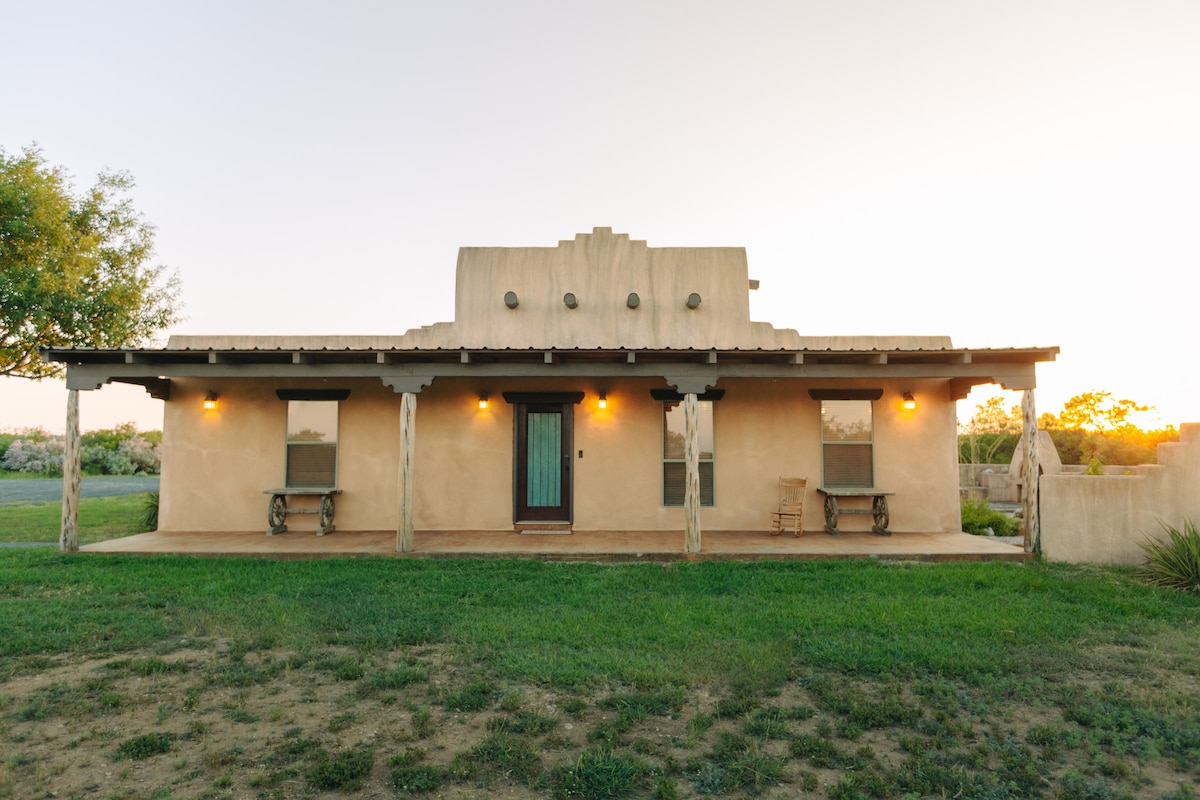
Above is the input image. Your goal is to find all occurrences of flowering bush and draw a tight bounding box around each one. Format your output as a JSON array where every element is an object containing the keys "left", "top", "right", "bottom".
[
  {"left": 1, "top": 424, "right": 160, "bottom": 475},
  {"left": 1, "top": 436, "right": 65, "bottom": 475},
  {"left": 120, "top": 435, "right": 161, "bottom": 474}
]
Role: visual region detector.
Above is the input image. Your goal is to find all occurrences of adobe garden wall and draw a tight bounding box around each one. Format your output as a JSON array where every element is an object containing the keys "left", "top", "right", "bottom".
[{"left": 1039, "top": 423, "right": 1200, "bottom": 564}]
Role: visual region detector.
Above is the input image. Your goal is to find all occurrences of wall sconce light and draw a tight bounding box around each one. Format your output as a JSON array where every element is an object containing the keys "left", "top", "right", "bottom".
[
  {"left": 203, "top": 391, "right": 219, "bottom": 411},
  {"left": 478, "top": 392, "right": 489, "bottom": 410},
  {"left": 902, "top": 391, "right": 917, "bottom": 411},
  {"left": 598, "top": 390, "right": 607, "bottom": 409}
]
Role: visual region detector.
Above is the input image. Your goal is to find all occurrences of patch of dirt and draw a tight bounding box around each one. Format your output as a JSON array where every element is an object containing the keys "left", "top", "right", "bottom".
[{"left": 1, "top": 640, "right": 1196, "bottom": 799}]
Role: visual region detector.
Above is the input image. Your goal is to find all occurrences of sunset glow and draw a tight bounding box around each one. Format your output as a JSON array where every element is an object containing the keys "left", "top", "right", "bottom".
[{"left": 3, "top": 1, "right": 1198, "bottom": 432}]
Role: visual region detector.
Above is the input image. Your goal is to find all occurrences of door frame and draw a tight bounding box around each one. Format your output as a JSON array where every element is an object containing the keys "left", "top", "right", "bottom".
[{"left": 505, "top": 392, "right": 583, "bottom": 523}]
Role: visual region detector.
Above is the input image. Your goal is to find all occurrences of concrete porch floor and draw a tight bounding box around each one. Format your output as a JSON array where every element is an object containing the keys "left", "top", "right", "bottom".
[{"left": 81, "top": 529, "right": 1030, "bottom": 562}]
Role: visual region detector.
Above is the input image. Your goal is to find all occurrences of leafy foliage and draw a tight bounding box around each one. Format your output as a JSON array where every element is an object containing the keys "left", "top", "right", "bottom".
[
  {"left": 1138, "top": 520, "right": 1200, "bottom": 593},
  {"left": 960, "top": 391, "right": 1179, "bottom": 467},
  {"left": 960, "top": 497, "right": 1020, "bottom": 537},
  {"left": 958, "top": 431, "right": 1020, "bottom": 464},
  {"left": 82, "top": 423, "right": 161, "bottom": 475},
  {"left": 0, "top": 435, "right": 63, "bottom": 475},
  {"left": 1046, "top": 391, "right": 1150, "bottom": 432},
  {"left": 115, "top": 732, "right": 171, "bottom": 760},
  {"left": 1049, "top": 426, "right": 1179, "bottom": 468},
  {"left": 140, "top": 492, "right": 159, "bottom": 532},
  {"left": 305, "top": 746, "right": 375, "bottom": 791},
  {"left": 0, "top": 144, "right": 181, "bottom": 378},
  {"left": 959, "top": 396, "right": 1023, "bottom": 464},
  {"left": 0, "top": 424, "right": 160, "bottom": 475}
]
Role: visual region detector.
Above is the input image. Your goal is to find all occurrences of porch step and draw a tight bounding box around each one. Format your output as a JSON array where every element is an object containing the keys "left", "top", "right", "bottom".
[{"left": 515, "top": 522, "right": 573, "bottom": 534}]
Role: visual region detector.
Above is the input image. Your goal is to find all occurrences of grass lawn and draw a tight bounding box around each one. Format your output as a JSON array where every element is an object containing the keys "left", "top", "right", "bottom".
[
  {"left": 1, "top": 549, "right": 1198, "bottom": 799},
  {"left": 0, "top": 493, "right": 150, "bottom": 544}
]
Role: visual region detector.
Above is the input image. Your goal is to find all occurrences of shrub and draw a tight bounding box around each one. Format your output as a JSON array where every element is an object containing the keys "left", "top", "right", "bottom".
[
  {"left": 141, "top": 492, "right": 159, "bottom": 531},
  {"left": 306, "top": 747, "right": 375, "bottom": 791},
  {"left": 79, "top": 423, "right": 161, "bottom": 475},
  {"left": 82, "top": 443, "right": 137, "bottom": 475},
  {"left": 116, "top": 732, "right": 171, "bottom": 760},
  {"left": 1, "top": 436, "right": 64, "bottom": 475},
  {"left": 960, "top": 497, "right": 1020, "bottom": 537},
  {"left": 119, "top": 434, "right": 161, "bottom": 473},
  {"left": 1138, "top": 520, "right": 1200, "bottom": 593},
  {"left": 549, "top": 747, "right": 647, "bottom": 800},
  {"left": 389, "top": 749, "right": 443, "bottom": 794}
]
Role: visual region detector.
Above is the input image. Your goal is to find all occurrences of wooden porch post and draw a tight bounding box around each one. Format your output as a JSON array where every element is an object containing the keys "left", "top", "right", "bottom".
[
  {"left": 398, "top": 391, "right": 417, "bottom": 553},
  {"left": 381, "top": 376, "right": 431, "bottom": 554},
  {"left": 1022, "top": 388, "right": 1040, "bottom": 554},
  {"left": 60, "top": 389, "right": 81, "bottom": 553},
  {"left": 683, "top": 392, "right": 701, "bottom": 554}
]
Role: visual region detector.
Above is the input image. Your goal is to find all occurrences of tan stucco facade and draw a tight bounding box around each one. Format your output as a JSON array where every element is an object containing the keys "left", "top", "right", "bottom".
[{"left": 159, "top": 375, "right": 961, "bottom": 535}]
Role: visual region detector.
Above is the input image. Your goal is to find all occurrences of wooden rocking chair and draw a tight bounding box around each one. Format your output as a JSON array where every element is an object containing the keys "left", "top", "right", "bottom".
[{"left": 770, "top": 477, "right": 807, "bottom": 537}]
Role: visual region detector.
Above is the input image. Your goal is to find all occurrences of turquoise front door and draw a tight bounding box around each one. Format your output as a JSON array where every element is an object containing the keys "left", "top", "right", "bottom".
[{"left": 515, "top": 402, "right": 572, "bottom": 521}]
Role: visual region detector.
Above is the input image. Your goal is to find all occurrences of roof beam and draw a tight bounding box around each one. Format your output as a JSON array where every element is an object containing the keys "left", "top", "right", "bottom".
[{"left": 60, "top": 360, "right": 1043, "bottom": 391}]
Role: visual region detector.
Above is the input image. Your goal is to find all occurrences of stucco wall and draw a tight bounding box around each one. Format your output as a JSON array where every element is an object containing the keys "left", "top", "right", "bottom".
[
  {"left": 159, "top": 376, "right": 963, "bottom": 535},
  {"left": 1041, "top": 423, "right": 1200, "bottom": 564}
]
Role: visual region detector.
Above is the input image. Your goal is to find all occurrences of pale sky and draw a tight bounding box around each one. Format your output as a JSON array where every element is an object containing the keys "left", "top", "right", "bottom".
[{"left": 3, "top": 0, "right": 1198, "bottom": 434}]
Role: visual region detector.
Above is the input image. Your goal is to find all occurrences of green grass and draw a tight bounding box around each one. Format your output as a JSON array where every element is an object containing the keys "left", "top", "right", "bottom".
[
  {"left": 0, "top": 554, "right": 1196, "bottom": 692},
  {"left": 0, "top": 553, "right": 1198, "bottom": 798},
  {"left": 0, "top": 493, "right": 149, "bottom": 543}
]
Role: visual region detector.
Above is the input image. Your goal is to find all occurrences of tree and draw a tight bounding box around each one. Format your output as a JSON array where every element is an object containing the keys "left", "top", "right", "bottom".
[
  {"left": 1044, "top": 390, "right": 1150, "bottom": 432},
  {"left": 959, "top": 395, "right": 1022, "bottom": 464},
  {"left": 0, "top": 145, "right": 181, "bottom": 378},
  {"left": 967, "top": 396, "right": 1022, "bottom": 435},
  {"left": 1037, "top": 391, "right": 1174, "bottom": 466}
]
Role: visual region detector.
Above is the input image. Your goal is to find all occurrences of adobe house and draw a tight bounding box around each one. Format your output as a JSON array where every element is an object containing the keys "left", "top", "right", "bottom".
[{"left": 45, "top": 228, "right": 1058, "bottom": 553}]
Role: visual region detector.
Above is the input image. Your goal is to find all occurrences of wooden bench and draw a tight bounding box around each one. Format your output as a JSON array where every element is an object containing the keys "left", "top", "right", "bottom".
[
  {"left": 817, "top": 488, "right": 893, "bottom": 536},
  {"left": 264, "top": 489, "right": 340, "bottom": 536}
]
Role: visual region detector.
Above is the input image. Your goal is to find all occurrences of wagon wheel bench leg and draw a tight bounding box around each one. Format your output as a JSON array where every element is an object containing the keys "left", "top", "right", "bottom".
[
  {"left": 823, "top": 494, "right": 840, "bottom": 536},
  {"left": 315, "top": 494, "right": 336, "bottom": 536},
  {"left": 872, "top": 495, "right": 892, "bottom": 536},
  {"left": 267, "top": 494, "right": 288, "bottom": 536}
]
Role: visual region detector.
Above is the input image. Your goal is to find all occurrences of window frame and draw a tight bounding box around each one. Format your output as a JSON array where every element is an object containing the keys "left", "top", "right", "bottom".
[
  {"left": 284, "top": 399, "right": 340, "bottom": 489},
  {"left": 661, "top": 399, "right": 715, "bottom": 507},
  {"left": 819, "top": 398, "right": 875, "bottom": 489}
]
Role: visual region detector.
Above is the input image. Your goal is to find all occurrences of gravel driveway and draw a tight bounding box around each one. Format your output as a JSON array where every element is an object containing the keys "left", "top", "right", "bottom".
[{"left": 0, "top": 476, "right": 160, "bottom": 505}]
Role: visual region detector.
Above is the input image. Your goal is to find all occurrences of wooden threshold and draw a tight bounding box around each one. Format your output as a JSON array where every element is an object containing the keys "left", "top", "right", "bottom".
[{"left": 514, "top": 522, "right": 573, "bottom": 534}]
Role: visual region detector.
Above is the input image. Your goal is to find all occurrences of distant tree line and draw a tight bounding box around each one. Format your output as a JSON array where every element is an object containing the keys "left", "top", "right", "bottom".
[
  {"left": 959, "top": 391, "right": 1179, "bottom": 467},
  {"left": 0, "top": 423, "right": 161, "bottom": 476}
]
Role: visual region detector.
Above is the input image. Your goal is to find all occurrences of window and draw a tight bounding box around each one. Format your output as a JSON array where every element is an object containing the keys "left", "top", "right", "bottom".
[
  {"left": 286, "top": 400, "right": 339, "bottom": 488},
  {"left": 821, "top": 399, "right": 873, "bottom": 488},
  {"left": 662, "top": 400, "right": 715, "bottom": 506}
]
